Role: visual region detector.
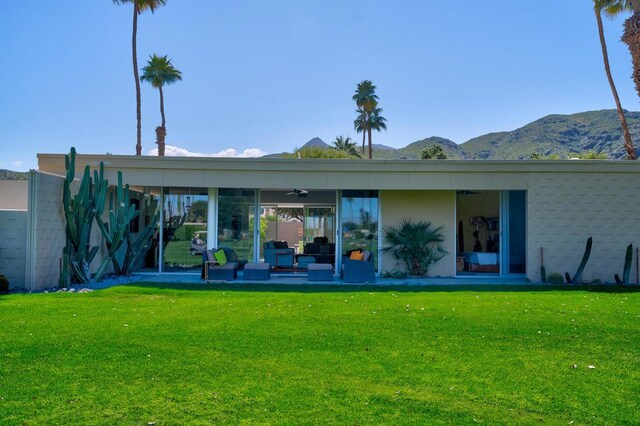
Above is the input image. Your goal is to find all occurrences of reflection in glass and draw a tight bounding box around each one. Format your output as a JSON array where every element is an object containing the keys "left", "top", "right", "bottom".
[
  {"left": 162, "top": 188, "right": 208, "bottom": 271},
  {"left": 341, "top": 190, "right": 378, "bottom": 270},
  {"left": 218, "top": 189, "right": 255, "bottom": 265}
]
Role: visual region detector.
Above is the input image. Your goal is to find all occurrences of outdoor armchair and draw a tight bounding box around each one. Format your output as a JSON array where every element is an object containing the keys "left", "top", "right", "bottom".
[
  {"left": 202, "top": 247, "right": 239, "bottom": 280},
  {"left": 341, "top": 249, "right": 375, "bottom": 283}
]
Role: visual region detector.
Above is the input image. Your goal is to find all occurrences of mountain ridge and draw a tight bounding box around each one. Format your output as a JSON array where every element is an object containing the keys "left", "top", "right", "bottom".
[{"left": 281, "top": 109, "right": 640, "bottom": 160}]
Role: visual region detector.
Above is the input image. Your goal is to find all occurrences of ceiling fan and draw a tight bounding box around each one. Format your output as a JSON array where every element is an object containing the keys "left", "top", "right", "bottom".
[{"left": 287, "top": 188, "right": 308, "bottom": 197}]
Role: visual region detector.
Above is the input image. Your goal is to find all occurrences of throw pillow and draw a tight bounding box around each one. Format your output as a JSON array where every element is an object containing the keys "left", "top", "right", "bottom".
[
  {"left": 350, "top": 251, "right": 364, "bottom": 261},
  {"left": 213, "top": 249, "right": 227, "bottom": 266},
  {"left": 362, "top": 250, "right": 372, "bottom": 262}
]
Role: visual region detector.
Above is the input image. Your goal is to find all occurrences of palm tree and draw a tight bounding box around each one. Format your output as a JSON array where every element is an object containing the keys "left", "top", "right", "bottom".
[
  {"left": 352, "top": 80, "right": 379, "bottom": 158},
  {"left": 113, "top": 0, "right": 167, "bottom": 156},
  {"left": 367, "top": 104, "right": 387, "bottom": 159},
  {"left": 141, "top": 54, "right": 182, "bottom": 156},
  {"left": 353, "top": 107, "right": 368, "bottom": 156},
  {"left": 594, "top": 0, "right": 637, "bottom": 159},
  {"left": 621, "top": 0, "right": 640, "bottom": 96},
  {"left": 332, "top": 135, "right": 360, "bottom": 158}
]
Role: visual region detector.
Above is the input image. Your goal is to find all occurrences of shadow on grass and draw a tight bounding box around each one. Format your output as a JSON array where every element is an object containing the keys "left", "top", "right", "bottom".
[{"left": 119, "top": 282, "right": 640, "bottom": 294}]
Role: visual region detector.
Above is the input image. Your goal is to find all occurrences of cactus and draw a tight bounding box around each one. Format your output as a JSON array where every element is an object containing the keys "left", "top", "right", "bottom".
[
  {"left": 614, "top": 244, "right": 633, "bottom": 285},
  {"left": 96, "top": 172, "right": 159, "bottom": 276},
  {"left": 547, "top": 272, "right": 564, "bottom": 285},
  {"left": 565, "top": 237, "right": 592, "bottom": 284},
  {"left": 540, "top": 266, "right": 547, "bottom": 283},
  {"left": 61, "top": 148, "right": 109, "bottom": 284}
]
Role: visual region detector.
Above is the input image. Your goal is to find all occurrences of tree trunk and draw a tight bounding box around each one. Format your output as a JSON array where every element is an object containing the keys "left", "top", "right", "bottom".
[
  {"left": 155, "top": 126, "right": 166, "bottom": 156},
  {"left": 598, "top": 9, "right": 637, "bottom": 160},
  {"left": 132, "top": 0, "right": 142, "bottom": 155},
  {"left": 159, "top": 85, "right": 166, "bottom": 129},
  {"left": 367, "top": 127, "right": 372, "bottom": 159},
  {"left": 361, "top": 131, "right": 366, "bottom": 157}
]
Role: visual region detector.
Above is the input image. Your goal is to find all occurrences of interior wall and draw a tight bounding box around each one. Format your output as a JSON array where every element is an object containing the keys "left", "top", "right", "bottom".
[
  {"left": 456, "top": 191, "right": 499, "bottom": 253},
  {"left": 380, "top": 190, "right": 455, "bottom": 277},
  {"left": 0, "top": 210, "right": 27, "bottom": 288},
  {"left": 0, "top": 180, "right": 28, "bottom": 210}
]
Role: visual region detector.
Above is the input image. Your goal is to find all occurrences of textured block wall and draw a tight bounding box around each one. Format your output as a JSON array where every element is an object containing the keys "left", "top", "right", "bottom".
[
  {"left": 31, "top": 172, "right": 67, "bottom": 289},
  {"left": 527, "top": 172, "right": 640, "bottom": 283},
  {"left": 0, "top": 211, "right": 27, "bottom": 288}
]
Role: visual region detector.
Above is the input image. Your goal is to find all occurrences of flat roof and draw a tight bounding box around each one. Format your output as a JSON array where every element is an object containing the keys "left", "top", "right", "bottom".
[{"left": 37, "top": 153, "right": 640, "bottom": 191}]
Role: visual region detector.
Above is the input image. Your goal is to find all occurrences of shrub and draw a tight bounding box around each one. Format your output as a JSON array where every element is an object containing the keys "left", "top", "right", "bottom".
[
  {"left": 382, "top": 218, "right": 447, "bottom": 277},
  {"left": 0, "top": 274, "right": 9, "bottom": 292},
  {"left": 547, "top": 272, "right": 564, "bottom": 285},
  {"left": 591, "top": 278, "right": 603, "bottom": 285}
]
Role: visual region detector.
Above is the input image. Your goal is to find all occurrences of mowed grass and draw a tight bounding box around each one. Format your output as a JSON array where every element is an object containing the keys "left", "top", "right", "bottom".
[{"left": 1, "top": 284, "right": 639, "bottom": 424}]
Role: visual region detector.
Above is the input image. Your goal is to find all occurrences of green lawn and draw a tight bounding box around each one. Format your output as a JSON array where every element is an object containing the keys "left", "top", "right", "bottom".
[{"left": 1, "top": 284, "right": 639, "bottom": 424}]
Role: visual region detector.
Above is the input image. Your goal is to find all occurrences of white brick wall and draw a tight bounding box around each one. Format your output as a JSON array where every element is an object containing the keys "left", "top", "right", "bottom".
[
  {"left": 527, "top": 172, "right": 640, "bottom": 283},
  {"left": 0, "top": 211, "right": 27, "bottom": 288}
]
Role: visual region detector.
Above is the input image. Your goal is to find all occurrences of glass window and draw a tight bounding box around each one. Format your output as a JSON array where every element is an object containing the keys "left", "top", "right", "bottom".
[
  {"left": 218, "top": 189, "right": 255, "bottom": 265},
  {"left": 162, "top": 188, "right": 208, "bottom": 271},
  {"left": 341, "top": 190, "right": 378, "bottom": 270}
]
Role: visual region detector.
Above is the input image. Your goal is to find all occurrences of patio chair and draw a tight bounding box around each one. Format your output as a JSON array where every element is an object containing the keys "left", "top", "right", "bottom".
[
  {"left": 263, "top": 240, "right": 294, "bottom": 269},
  {"left": 341, "top": 249, "right": 375, "bottom": 283},
  {"left": 202, "top": 247, "right": 239, "bottom": 281}
]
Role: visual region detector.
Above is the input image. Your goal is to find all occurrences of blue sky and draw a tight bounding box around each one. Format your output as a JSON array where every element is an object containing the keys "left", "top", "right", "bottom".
[{"left": 1, "top": 1, "right": 638, "bottom": 170}]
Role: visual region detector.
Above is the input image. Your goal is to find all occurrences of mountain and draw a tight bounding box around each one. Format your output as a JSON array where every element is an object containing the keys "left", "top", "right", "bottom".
[
  {"left": 301, "top": 137, "right": 330, "bottom": 149},
  {"left": 461, "top": 110, "right": 640, "bottom": 160},
  {"left": 0, "top": 169, "right": 28, "bottom": 180},
  {"left": 265, "top": 110, "right": 640, "bottom": 160}
]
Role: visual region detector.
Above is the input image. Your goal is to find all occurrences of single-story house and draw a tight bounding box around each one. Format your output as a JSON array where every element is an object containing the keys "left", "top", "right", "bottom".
[{"left": 1, "top": 153, "right": 638, "bottom": 290}]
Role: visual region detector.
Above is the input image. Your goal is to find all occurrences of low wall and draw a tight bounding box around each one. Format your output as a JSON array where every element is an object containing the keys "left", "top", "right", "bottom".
[{"left": 0, "top": 210, "right": 27, "bottom": 288}]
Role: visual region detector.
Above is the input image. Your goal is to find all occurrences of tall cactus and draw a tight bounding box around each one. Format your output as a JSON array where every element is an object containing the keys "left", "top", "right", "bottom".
[
  {"left": 60, "top": 147, "right": 110, "bottom": 285},
  {"left": 615, "top": 244, "right": 634, "bottom": 285},
  {"left": 565, "top": 237, "right": 592, "bottom": 284},
  {"left": 96, "top": 171, "right": 159, "bottom": 276}
]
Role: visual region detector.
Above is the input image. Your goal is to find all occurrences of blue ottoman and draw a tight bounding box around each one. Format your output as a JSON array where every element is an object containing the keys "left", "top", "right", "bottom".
[
  {"left": 308, "top": 263, "right": 333, "bottom": 281},
  {"left": 243, "top": 263, "right": 271, "bottom": 280}
]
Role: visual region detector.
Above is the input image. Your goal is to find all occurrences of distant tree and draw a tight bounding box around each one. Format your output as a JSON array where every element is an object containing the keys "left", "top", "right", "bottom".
[
  {"left": 283, "top": 147, "right": 356, "bottom": 159},
  {"left": 332, "top": 135, "right": 361, "bottom": 158},
  {"left": 353, "top": 80, "right": 387, "bottom": 159},
  {"left": 112, "top": 0, "right": 167, "bottom": 155},
  {"left": 421, "top": 145, "right": 447, "bottom": 159},
  {"left": 593, "top": 0, "right": 637, "bottom": 160},
  {"left": 141, "top": 54, "right": 182, "bottom": 156},
  {"left": 530, "top": 152, "right": 560, "bottom": 160},
  {"left": 353, "top": 81, "right": 377, "bottom": 157},
  {"left": 579, "top": 150, "right": 609, "bottom": 159}
]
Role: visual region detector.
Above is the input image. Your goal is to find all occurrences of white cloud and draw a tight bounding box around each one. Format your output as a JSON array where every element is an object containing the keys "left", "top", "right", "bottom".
[
  {"left": 11, "top": 161, "right": 23, "bottom": 168},
  {"left": 147, "top": 145, "right": 266, "bottom": 158}
]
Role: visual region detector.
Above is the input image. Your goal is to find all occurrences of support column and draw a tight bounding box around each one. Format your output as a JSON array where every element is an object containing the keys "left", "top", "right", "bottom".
[
  {"left": 207, "top": 188, "right": 218, "bottom": 250},
  {"left": 158, "top": 187, "right": 164, "bottom": 273}
]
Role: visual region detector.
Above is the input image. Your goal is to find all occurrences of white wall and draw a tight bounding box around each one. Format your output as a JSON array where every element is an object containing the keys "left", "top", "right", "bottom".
[{"left": 527, "top": 172, "right": 640, "bottom": 283}]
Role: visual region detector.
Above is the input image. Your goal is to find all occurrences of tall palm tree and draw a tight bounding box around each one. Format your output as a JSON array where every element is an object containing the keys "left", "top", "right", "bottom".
[
  {"left": 332, "top": 135, "right": 360, "bottom": 158},
  {"left": 113, "top": 0, "right": 167, "bottom": 156},
  {"left": 141, "top": 54, "right": 182, "bottom": 156},
  {"left": 352, "top": 80, "right": 379, "bottom": 158},
  {"left": 353, "top": 107, "right": 368, "bottom": 156},
  {"left": 621, "top": 0, "right": 640, "bottom": 96},
  {"left": 594, "top": 0, "right": 637, "bottom": 159}
]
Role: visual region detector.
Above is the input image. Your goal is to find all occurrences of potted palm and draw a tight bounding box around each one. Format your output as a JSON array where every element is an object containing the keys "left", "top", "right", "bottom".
[{"left": 382, "top": 218, "right": 448, "bottom": 277}]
